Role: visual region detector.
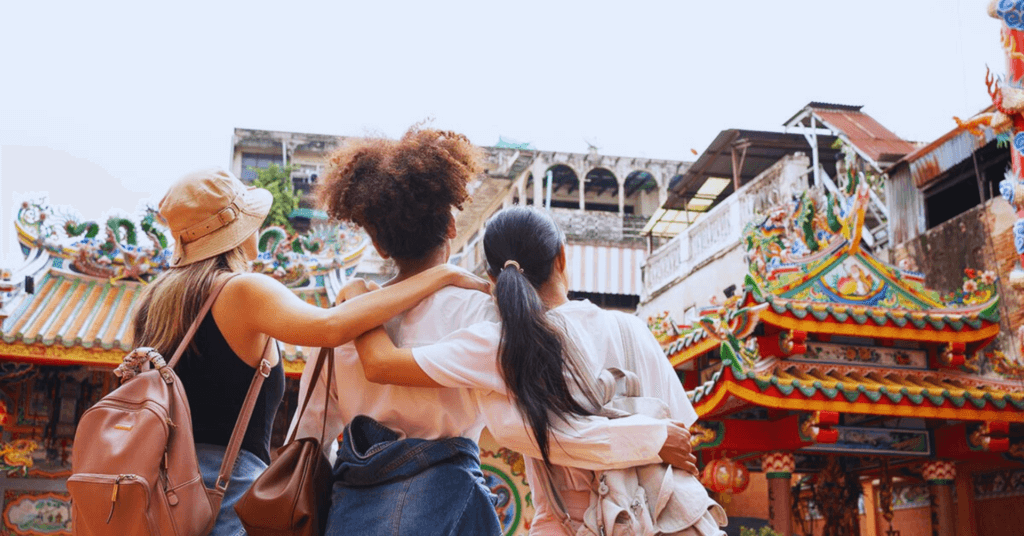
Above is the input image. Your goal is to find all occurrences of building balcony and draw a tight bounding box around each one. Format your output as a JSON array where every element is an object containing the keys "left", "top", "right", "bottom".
[{"left": 640, "top": 154, "right": 811, "bottom": 303}]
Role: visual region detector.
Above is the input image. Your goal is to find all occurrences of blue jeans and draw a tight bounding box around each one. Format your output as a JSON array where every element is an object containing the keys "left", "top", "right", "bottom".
[
  {"left": 196, "top": 443, "right": 267, "bottom": 536},
  {"left": 325, "top": 415, "right": 501, "bottom": 536}
]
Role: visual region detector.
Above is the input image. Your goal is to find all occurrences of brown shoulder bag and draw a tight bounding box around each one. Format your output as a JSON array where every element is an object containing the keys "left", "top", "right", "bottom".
[{"left": 234, "top": 346, "right": 335, "bottom": 536}]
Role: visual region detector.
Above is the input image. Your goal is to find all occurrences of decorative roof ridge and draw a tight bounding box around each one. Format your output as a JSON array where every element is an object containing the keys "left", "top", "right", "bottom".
[
  {"left": 13, "top": 199, "right": 369, "bottom": 288},
  {"left": 754, "top": 291, "right": 1000, "bottom": 317},
  {"left": 743, "top": 173, "right": 1001, "bottom": 320}
]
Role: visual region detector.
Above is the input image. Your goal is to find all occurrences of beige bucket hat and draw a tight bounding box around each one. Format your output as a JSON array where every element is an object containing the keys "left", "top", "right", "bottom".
[{"left": 159, "top": 168, "right": 273, "bottom": 266}]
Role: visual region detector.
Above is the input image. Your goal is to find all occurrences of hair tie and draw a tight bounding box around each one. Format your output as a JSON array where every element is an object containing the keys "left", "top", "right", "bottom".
[{"left": 503, "top": 260, "right": 524, "bottom": 273}]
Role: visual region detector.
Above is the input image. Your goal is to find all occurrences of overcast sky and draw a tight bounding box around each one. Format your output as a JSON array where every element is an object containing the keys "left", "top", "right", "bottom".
[{"left": 0, "top": 0, "right": 1007, "bottom": 263}]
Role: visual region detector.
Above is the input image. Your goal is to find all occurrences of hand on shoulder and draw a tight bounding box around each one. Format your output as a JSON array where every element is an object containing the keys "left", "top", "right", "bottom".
[
  {"left": 428, "top": 264, "right": 490, "bottom": 294},
  {"left": 337, "top": 278, "right": 381, "bottom": 304}
]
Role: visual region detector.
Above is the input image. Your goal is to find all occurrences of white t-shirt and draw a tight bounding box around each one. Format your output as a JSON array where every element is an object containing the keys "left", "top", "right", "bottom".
[
  {"left": 413, "top": 299, "right": 697, "bottom": 424},
  {"left": 290, "top": 288, "right": 672, "bottom": 468},
  {"left": 413, "top": 299, "right": 699, "bottom": 533},
  {"left": 291, "top": 287, "right": 497, "bottom": 456}
]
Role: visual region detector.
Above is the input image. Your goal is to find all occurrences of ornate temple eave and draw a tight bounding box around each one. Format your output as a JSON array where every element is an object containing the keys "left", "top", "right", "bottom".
[
  {"left": 691, "top": 365, "right": 1024, "bottom": 423},
  {"left": 668, "top": 335, "right": 718, "bottom": 368},
  {"left": 754, "top": 302, "right": 1001, "bottom": 345},
  {"left": 0, "top": 270, "right": 321, "bottom": 378},
  {"left": 658, "top": 323, "right": 716, "bottom": 368},
  {"left": 0, "top": 341, "right": 125, "bottom": 368}
]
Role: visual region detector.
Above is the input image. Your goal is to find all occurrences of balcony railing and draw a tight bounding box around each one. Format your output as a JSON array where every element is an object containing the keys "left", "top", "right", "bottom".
[
  {"left": 640, "top": 153, "right": 810, "bottom": 302},
  {"left": 548, "top": 209, "right": 647, "bottom": 245}
]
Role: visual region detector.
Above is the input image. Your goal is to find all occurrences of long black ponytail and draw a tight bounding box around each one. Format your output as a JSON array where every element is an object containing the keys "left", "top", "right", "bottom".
[{"left": 484, "top": 206, "right": 598, "bottom": 466}]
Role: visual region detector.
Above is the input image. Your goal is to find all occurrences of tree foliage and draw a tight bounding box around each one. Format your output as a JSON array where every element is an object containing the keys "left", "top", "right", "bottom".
[{"left": 250, "top": 164, "right": 299, "bottom": 233}]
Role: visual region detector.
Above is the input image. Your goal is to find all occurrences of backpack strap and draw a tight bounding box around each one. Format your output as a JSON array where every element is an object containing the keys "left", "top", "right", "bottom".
[
  {"left": 612, "top": 313, "right": 639, "bottom": 376},
  {"left": 167, "top": 274, "right": 239, "bottom": 369},
  {"left": 215, "top": 337, "right": 275, "bottom": 492},
  {"left": 158, "top": 273, "right": 275, "bottom": 495}
]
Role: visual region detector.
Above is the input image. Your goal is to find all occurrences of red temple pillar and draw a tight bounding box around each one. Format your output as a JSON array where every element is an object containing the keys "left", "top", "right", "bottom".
[
  {"left": 992, "top": 3, "right": 1024, "bottom": 285},
  {"left": 923, "top": 461, "right": 956, "bottom": 536},
  {"left": 762, "top": 451, "right": 795, "bottom": 536}
]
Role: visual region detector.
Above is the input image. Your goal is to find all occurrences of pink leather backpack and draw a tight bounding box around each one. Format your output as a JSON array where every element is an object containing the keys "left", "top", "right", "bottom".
[{"left": 69, "top": 276, "right": 272, "bottom": 536}]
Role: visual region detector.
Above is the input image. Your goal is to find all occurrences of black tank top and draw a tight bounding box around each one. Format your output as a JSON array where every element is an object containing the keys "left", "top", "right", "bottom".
[{"left": 176, "top": 311, "right": 285, "bottom": 464}]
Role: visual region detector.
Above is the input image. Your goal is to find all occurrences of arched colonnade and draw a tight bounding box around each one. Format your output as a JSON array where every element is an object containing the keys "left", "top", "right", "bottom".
[{"left": 505, "top": 151, "right": 689, "bottom": 216}]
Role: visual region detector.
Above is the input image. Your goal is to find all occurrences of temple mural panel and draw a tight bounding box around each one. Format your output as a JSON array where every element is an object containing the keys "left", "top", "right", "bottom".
[
  {"left": 1, "top": 491, "right": 71, "bottom": 536},
  {"left": 478, "top": 429, "right": 534, "bottom": 536}
]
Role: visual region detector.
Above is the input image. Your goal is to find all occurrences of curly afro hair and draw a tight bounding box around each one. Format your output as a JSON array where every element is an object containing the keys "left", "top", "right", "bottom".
[{"left": 317, "top": 127, "right": 482, "bottom": 261}]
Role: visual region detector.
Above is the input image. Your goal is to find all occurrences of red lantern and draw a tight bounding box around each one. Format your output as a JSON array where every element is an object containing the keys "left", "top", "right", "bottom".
[{"left": 700, "top": 457, "right": 750, "bottom": 494}]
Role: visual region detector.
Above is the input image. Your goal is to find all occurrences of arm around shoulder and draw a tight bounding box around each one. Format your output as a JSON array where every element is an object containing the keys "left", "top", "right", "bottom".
[{"left": 226, "top": 265, "right": 488, "bottom": 349}]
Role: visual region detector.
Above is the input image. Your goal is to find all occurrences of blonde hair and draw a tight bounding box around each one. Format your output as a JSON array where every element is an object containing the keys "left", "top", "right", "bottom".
[{"left": 130, "top": 246, "right": 250, "bottom": 356}]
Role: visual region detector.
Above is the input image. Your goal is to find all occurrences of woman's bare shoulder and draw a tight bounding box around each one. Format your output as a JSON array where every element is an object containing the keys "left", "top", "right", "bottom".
[
  {"left": 226, "top": 272, "right": 281, "bottom": 290},
  {"left": 219, "top": 272, "right": 289, "bottom": 305}
]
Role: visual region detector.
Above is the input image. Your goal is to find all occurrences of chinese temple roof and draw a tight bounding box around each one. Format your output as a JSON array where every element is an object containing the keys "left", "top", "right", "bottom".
[
  {"left": 744, "top": 185, "right": 999, "bottom": 344},
  {"left": 650, "top": 309, "right": 725, "bottom": 368},
  {"left": 649, "top": 163, "right": 1024, "bottom": 431},
  {"left": 1, "top": 200, "right": 368, "bottom": 377},
  {"left": 692, "top": 359, "right": 1024, "bottom": 423},
  {"left": 653, "top": 174, "right": 1000, "bottom": 369}
]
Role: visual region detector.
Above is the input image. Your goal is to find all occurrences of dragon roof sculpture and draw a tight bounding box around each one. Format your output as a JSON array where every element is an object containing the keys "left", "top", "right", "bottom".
[{"left": 3, "top": 199, "right": 369, "bottom": 376}]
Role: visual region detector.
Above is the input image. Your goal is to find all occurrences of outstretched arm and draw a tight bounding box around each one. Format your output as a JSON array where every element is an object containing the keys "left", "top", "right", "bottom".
[
  {"left": 354, "top": 322, "right": 699, "bottom": 474},
  {"left": 353, "top": 327, "right": 443, "bottom": 387},
  {"left": 227, "top": 264, "right": 489, "bottom": 349},
  {"left": 477, "top": 392, "right": 697, "bottom": 475}
]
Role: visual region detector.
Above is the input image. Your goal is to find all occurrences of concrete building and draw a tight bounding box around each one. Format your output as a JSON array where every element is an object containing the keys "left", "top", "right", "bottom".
[
  {"left": 230, "top": 128, "right": 693, "bottom": 310},
  {"left": 638, "top": 102, "right": 911, "bottom": 326}
]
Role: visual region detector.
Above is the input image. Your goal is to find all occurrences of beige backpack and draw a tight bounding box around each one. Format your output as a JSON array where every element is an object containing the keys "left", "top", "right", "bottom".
[
  {"left": 69, "top": 276, "right": 273, "bottom": 536},
  {"left": 539, "top": 313, "right": 726, "bottom": 536}
]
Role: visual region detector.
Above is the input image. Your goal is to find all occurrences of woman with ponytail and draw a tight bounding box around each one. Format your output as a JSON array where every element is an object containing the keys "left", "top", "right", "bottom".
[
  {"left": 294, "top": 129, "right": 699, "bottom": 536},
  {"left": 354, "top": 206, "right": 725, "bottom": 535}
]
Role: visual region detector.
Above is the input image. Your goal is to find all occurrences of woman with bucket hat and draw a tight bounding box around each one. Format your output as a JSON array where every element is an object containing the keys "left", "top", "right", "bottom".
[{"left": 129, "top": 167, "right": 489, "bottom": 536}]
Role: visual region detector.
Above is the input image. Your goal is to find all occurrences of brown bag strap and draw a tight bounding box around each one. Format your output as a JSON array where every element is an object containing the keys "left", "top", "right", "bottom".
[
  {"left": 286, "top": 346, "right": 335, "bottom": 445},
  {"left": 158, "top": 272, "right": 273, "bottom": 495},
  {"left": 167, "top": 274, "right": 239, "bottom": 369},
  {"left": 214, "top": 337, "right": 275, "bottom": 492}
]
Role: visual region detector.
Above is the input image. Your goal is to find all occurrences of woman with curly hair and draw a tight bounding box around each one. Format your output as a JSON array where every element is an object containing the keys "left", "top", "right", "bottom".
[{"left": 292, "top": 127, "right": 698, "bottom": 536}]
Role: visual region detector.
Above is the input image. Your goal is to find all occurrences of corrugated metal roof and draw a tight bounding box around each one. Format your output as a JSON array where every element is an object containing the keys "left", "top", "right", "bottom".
[
  {"left": 908, "top": 128, "right": 996, "bottom": 188},
  {"left": 665, "top": 129, "right": 840, "bottom": 210},
  {"left": 812, "top": 108, "right": 917, "bottom": 163},
  {"left": 887, "top": 105, "right": 999, "bottom": 189},
  {"left": 1, "top": 271, "right": 320, "bottom": 377}
]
